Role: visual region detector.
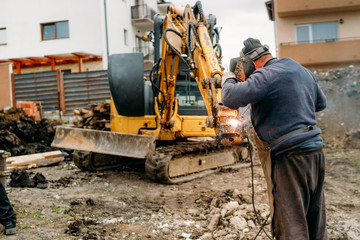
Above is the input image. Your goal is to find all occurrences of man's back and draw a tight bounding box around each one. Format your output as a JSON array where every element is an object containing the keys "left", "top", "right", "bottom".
[{"left": 221, "top": 57, "right": 326, "bottom": 155}]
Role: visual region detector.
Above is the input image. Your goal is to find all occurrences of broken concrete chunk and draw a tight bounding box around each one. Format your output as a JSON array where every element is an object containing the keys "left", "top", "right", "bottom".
[
  {"left": 229, "top": 216, "right": 247, "bottom": 230},
  {"left": 207, "top": 213, "right": 221, "bottom": 231}
]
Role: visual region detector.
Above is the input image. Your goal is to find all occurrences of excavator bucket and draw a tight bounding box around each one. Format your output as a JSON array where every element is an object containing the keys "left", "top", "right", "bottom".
[{"left": 51, "top": 127, "right": 156, "bottom": 160}]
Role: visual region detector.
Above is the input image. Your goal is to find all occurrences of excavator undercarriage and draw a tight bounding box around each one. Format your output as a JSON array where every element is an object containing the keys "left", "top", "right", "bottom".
[
  {"left": 69, "top": 139, "right": 251, "bottom": 184},
  {"left": 145, "top": 140, "right": 251, "bottom": 184},
  {"left": 53, "top": 126, "right": 251, "bottom": 184}
]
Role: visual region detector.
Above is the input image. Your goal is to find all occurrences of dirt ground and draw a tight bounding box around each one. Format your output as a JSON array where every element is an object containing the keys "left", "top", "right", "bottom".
[{"left": 1, "top": 145, "right": 359, "bottom": 240}]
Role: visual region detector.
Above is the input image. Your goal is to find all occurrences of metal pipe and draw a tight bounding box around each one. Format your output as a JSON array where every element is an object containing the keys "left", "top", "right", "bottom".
[{"left": 104, "top": 0, "right": 110, "bottom": 61}]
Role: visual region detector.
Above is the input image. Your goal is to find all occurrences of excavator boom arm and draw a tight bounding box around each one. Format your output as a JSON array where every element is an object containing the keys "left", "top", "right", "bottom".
[{"left": 155, "top": 2, "right": 246, "bottom": 145}]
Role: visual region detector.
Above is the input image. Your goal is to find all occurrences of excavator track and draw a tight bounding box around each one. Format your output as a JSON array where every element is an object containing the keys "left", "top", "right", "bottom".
[
  {"left": 145, "top": 140, "right": 251, "bottom": 184},
  {"left": 72, "top": 140, "right": 251, "bottom": 184},
  {"left": 73, "top": 151, "right": 145, "bottom": 171}
]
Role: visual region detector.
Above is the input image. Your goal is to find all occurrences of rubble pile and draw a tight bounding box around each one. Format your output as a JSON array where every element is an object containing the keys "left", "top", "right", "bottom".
[
  {"left": 72, "top": 100, "right": 111, "bottom": 131},
  {"left": 312, "top": 65, "right": 360, "bottom": 149},
  {"left": 147, "top": 188, "right": 271, "bottom": 240},
  {"left": 195, "top": 189, "right": 270, "bottom": 240},
  {"left": 313, "top": 65, "right": 360, "bottom": 100},
  {"left": 0, "top": 108, "right": 56, "bottom": 156}
]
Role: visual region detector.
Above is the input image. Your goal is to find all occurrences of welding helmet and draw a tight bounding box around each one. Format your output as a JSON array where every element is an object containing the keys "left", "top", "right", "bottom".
[{"left": 229, "top": 54, "right": 255, "bottom": 82}]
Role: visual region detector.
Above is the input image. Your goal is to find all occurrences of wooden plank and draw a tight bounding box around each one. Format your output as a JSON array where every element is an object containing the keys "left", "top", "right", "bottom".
[
  {"left": 63, "top": 82, "right": 109, "bottom": 89},
  {"left": 78, "top": 56, "right": 83, "bottom": 72},
  {"left": 30, "top": 96, "right": 58, "bottom": 101},
  {"left": 16, "top": 91, "right": 58, "bottom": 97},
  {"left": 65, "top": 96, "right": 110, "bottom": 105},
  {"left": 63, "top": 73, "right": 107, "bottom": 80},
  {"left": 14, "top": 77, "right": 58, "bottom": 85},
  {"left": 64, "top": 87, "right": 109, "bottom": 93},
  {"left": 11, "top": 73, "right": 16, "bottom": 107},
  {"left": 16, "top": 87, "right": 57, "bottom": 94},
  {"left": 16, "top": 62, "right": 21, "bottom": 74},
  {"left": 57, "top": 70, "right": 66, "bottom": 113},
  {"left": 65, "top": 91, "right": 110, "bottom": 97},
  {"left": 51, "top": 58, "right": 55, "bottom": 71},
  {"left": 63, "top": 77, "right": 108, "bottom": 84},
  {"left": 15, "top": 82, "right": 57, "bottom": 90},
  {"left": 14, "top": 73, "right": 57, "bottom": 81},
  {"left": 6, "top": 150, "right": 64, "bottom": 170},
  {"left": 31, "top": 100, "right": 58, "bottom": 104}
]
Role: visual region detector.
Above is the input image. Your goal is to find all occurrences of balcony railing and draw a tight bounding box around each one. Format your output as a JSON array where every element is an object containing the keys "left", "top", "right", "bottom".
[
  {"left": 279, "top": 37, "right": 360, "bottom": 67},
  {"left": 280, "top": 37, "right": 360, "bottom": 46},
  {"left": 131, "top": 4, "right": 156, "bottom": 30},
  {"left": 133, "top": 45, "right": 153, "bottom": 61},
  {"left": 131, "top": 4, "right": 156, "bottom": 20}
]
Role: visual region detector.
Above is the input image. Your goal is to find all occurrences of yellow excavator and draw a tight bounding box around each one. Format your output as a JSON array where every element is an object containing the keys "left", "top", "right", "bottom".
[{"left": 52, "top": 1, "right": 251, "bottom": 184}]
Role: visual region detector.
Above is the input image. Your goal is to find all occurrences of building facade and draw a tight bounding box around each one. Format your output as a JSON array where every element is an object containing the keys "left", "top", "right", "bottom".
[
  {"left": 267, "top": 0, "right": 360, "bottom": 68},
  {"left": 0, "top": 0, "right": 169, "bottom": 74}
]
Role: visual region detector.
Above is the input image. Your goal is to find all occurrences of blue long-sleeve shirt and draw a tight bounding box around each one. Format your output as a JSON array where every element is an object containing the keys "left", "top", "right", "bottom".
[{"left": 222, "top": 57, "right": 327, "bottom": 157}]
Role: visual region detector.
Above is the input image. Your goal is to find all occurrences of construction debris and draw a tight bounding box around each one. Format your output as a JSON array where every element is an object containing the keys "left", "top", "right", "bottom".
[
  {"left": 312, "top": 65, "right": 360, "bottom": 149},
  {"left": 16, "top": 101, "right": 42, "bottom": 121},
  {"left": 6, "top": 150, "right": 64, "bottom": 171},
  {"left": 72, "top": 100, "right": 111, "bottom": 131},
  {"left": 0, "top": 108, "right": 57, "bottom": 156},
  {"left": 9, "top": 169, "right": 48, "bottom": 189}
]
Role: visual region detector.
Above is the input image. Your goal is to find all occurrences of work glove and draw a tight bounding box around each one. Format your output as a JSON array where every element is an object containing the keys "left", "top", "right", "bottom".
[{"left": 221, "top": 72, "right": 235, "bottom": 87}]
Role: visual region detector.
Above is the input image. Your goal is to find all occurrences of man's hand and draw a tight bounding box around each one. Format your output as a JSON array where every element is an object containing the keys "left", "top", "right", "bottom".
[{"left": 222, "top": 72, "right": 235, "bottom": 87}]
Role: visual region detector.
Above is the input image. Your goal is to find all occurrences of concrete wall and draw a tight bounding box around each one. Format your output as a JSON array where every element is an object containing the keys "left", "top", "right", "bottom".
[{"left": 0, "top": 63, "right": 12, "bottom": 109}]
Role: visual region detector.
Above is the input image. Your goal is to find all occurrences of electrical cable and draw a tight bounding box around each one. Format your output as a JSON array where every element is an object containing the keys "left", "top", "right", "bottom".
[
  {"left": 186, "top": 22, "right": 202, "bottom": 55},
  {"left": 149, "top": 57, "right": 169, "bottom": 118},
  {"left": 248, "top": 135, "right": 273, "bottom": 240},
  {"left": 163, "top": 28, "right": 191, "bottom": 69},
  {"left": 160, "top": 58, "right": 169, "bottom": 91},
  {"left": 149, "top": 58, "right": 164, "bottom": 96}
]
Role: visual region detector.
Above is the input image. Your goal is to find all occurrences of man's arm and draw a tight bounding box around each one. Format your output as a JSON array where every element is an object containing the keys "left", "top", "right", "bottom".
[
  {"left": 315, "top": 83, "right": 326, "bottom": 112},
  {"left": 221, "top": 71, "right": 270, "bottom": 109}
]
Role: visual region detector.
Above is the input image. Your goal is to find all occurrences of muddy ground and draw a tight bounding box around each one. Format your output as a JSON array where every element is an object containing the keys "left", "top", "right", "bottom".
[
  {"left": 1, "top": 65, "right": 360, "bottom": 239},
  {"left": 1, "top": 145, "right": 359, "bottom": 240}
]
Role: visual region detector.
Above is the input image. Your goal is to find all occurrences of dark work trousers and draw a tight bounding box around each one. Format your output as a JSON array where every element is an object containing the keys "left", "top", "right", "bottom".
[
  {"left": 0, "top": 182, "right": 16, "bottom": 228},
  {"left": 271, "top": 146, "right": 328, "bottom": 240}
]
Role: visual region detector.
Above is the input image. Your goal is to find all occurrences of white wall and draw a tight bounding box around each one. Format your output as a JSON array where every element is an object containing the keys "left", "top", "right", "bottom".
[
  {"left": 106, "top": 0, "right": 134, "bottom": 56},
  {"left": 105, "top": 0, "right": 158, "bottom": 65},
  {"left": 0, "top": 0, "right": 104, "bottom": 59},
  {"left": 0, "top": 0, "right": 159, "bottom": 69}
]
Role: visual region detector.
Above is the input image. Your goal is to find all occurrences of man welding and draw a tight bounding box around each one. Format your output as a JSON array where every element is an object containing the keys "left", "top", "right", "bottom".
[{"left": 221, "top": 38, "right": 328, "bottom": 240}]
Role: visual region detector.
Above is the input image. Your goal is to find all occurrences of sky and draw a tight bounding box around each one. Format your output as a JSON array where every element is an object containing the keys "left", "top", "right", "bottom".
[{"left": 170, "top": 0, "right": 276, "bottom": 70}]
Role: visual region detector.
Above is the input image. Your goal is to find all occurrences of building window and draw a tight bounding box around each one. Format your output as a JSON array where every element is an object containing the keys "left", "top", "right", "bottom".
[
  {"left": 41, "top": 20, "right": 69, "bottom": 40},
  {"left": 296, "top": 22, "right": 338, "bottom": 44},
  {"left": 0, "top": 28, "right": 6, "bottom": 45},
  {"left": 124, "top": 29, "right": 128, "bottom": 45}
]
